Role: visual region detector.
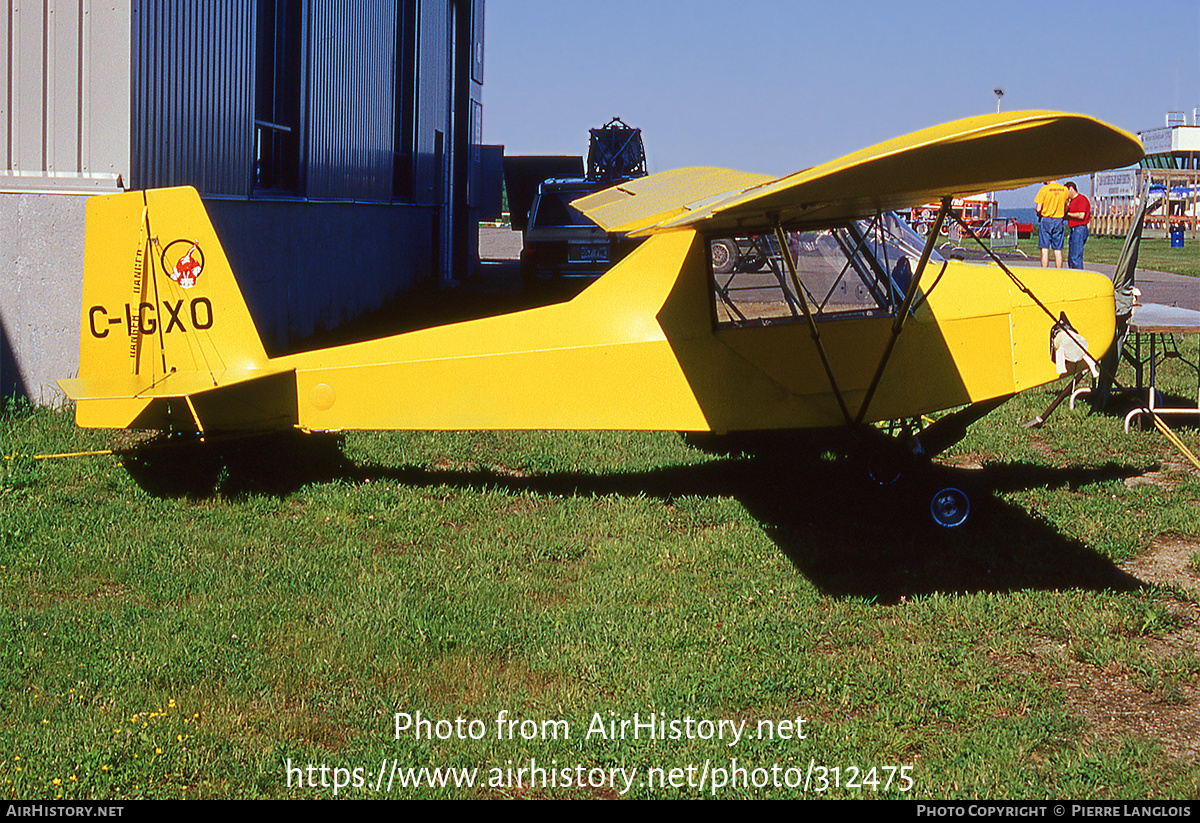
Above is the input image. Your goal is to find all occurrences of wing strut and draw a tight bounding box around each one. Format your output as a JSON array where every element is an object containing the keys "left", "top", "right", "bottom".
[
  {"left": 950, "top": 208, "right": 1200, "bottom": 473},
  {"left": 853, "top": 197, "right": 952, "bottom": 425},
  {"left": 772, "top": 225, "right": 853, "bottom": 424}
]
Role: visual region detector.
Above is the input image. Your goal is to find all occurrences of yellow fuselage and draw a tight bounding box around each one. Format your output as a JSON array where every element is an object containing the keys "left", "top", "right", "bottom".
[
  {"left": 62, "top": 188, "right": 1115, "bottom": 435},
  {"left": 278, "top": 230, "right": 1114, "bottom": 434}
]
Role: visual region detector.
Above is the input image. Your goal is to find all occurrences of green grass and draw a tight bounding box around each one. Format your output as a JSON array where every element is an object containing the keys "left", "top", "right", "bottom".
[
  {"left": 2, "top": 343, "right": 1200, "bottom": 798},
  {"left": 1013, "top": 236, "right": 1199, "bottom": 277}
]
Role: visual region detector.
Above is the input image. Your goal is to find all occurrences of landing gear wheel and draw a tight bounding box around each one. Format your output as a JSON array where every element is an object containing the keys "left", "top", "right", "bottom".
[
  {"left": 930, "top": 487, "right": 970, "bottom": 528},
  {"left": 867, "top": 451, "right": 904, "bottom": 486}
]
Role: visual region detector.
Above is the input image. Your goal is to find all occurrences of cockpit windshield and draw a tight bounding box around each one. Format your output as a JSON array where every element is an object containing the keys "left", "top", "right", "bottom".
[{"left": 707, "top": 213, "right": 943, "bottom": 326}]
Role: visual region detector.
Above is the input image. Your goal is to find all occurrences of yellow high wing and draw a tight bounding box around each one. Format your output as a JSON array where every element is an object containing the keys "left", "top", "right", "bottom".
[
  {"left": 574, "top": 111, "right": 1143, "bottom": 234},
  {"left": 570, "top": 167, "right": 775, "bottom": 236},
  {"left": 59, "top": 111, "right": 1142, "bottom": 436}
]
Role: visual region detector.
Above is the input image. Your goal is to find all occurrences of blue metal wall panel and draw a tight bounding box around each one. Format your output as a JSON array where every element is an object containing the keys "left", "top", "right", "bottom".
[
  {"left": 131, "top": 0, "right": 255, "bottom": 195},
  {"left": 413, "top": 0, "right": 450, "bottom": 208},
  {"left": 130, "top": 0, "right": 472, "bottom": 213},
  {"left": 306, "top": 0, "right": 396, "bottom": 202}
]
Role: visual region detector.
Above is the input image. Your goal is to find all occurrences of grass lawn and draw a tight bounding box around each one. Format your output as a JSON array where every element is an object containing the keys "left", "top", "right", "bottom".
[
  {"left": 3, "top": 342, "right": 1200, "bottom": 799},
  {"left": 1013, "top": 236, "right": 1199, "bottom": 278}
]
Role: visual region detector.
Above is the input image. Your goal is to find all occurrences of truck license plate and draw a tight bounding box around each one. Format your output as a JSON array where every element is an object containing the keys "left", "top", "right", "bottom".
[{"left": 571, "top": 244, "right": 609, "bottom": 263}]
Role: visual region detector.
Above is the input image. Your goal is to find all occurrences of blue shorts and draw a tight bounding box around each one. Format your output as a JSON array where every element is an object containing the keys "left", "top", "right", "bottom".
[{"left": 1038, "top": 216, "right": 1065, "bottom": 250}]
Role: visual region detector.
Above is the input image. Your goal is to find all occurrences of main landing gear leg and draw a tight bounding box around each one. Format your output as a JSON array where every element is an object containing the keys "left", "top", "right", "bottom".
[{"left": 865, "top": 396, "right": 1013, "bottom": 528}]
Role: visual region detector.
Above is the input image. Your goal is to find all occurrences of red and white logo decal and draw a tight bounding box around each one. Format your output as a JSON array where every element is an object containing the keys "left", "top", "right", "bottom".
[{"left": 171, "top": 243, "right": 203, "bottom": 289}]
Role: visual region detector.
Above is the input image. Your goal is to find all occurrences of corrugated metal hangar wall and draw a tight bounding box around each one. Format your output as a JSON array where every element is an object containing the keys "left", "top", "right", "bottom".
[{"left": 1, "top": 0, "right": 485, "bottom": 400}]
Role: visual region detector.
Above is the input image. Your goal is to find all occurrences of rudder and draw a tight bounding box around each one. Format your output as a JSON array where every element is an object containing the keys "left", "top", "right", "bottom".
[{"left": 60, "top": 187, "right": 275, "bottom": 429}]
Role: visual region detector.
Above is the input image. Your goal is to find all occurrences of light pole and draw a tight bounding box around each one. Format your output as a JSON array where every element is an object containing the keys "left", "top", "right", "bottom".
[{"left": 990, "top": 89, "right": 1005, "bottom": 224}]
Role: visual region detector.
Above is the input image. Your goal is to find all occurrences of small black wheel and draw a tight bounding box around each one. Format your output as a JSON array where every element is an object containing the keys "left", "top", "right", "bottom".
[{"left": 930, "top": 487, "right": 970, "bottom": 528}]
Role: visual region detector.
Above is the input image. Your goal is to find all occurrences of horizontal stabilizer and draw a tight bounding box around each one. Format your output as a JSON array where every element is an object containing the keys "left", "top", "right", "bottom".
[
  {"left": 572, "top": 167, "right": 774, "bottom": 234},
  {"left": 59, "top": 368, "right": 273, "bottom": 402},
  {"left": 61, "top": 369, "right": 297, "bottom": 433}
]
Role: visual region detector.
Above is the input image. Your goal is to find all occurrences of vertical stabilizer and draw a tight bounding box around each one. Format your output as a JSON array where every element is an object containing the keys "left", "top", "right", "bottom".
[{"left": 60, "top": 187, "right": 276, "bottom": 429}]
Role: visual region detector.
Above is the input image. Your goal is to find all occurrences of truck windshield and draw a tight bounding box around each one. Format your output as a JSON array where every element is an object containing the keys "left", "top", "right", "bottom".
[{"left": 531, "top": 191, "right": 596, "bottom": 228}]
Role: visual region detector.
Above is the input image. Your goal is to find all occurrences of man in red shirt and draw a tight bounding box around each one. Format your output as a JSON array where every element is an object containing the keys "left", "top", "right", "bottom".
[{"left": 1065, "top": 181, "right": 1091, "bottom": 269}]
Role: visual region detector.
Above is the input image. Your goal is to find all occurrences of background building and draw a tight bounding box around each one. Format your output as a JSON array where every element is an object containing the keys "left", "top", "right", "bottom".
[
  {"left": 1, "top": 0, "right": 485, "bottom": 401},
  {"left": 1091, "top": 110, "right": 1198, "bottom": 238}
]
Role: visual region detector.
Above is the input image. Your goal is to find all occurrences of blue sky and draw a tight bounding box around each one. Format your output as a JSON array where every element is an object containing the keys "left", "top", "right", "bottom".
[{"left": 482, "top": 0, "right": 1200, "bottom": 207}]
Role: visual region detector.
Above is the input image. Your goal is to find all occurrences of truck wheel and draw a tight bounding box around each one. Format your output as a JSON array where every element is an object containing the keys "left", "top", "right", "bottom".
[
  {"left": 519, "top": 250, "right": 536, "bottom": 284},
  {"left": 711, "top": 239, "right": 738, "bottom": 274}
]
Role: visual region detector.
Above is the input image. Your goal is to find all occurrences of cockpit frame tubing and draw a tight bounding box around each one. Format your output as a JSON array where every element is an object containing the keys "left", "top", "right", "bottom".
[
  {"left": 853, "top": 197, "right": 952, "bottom": 426},
  {"left": 773, "top": 224, "right": 854, "bottom": 424}
]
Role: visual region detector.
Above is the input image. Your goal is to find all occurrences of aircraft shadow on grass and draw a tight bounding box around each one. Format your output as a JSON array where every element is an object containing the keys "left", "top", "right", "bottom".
[{"left": 123, "top": 429, "right": 1147, "bottom": 604}]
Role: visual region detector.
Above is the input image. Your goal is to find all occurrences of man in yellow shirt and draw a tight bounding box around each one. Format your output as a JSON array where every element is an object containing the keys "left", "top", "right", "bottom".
[{"left": 1034, "top": 180, "right": 1069, "bottom": 268}]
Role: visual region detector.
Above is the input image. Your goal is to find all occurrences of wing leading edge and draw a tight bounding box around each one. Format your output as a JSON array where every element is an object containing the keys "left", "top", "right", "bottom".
[{"left": 573, "top": 111, "right": 1144, "bottom": 236}]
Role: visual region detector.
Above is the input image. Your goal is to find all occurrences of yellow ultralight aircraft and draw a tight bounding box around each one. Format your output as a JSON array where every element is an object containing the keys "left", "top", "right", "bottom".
[{"left": 57, "top": 111, "right": 1144, "bottom": 525}]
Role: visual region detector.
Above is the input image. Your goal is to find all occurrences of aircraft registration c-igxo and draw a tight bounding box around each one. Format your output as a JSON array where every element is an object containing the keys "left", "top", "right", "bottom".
[{"left": 57, "top": 111, "right": 1145, "bottom": 525}]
